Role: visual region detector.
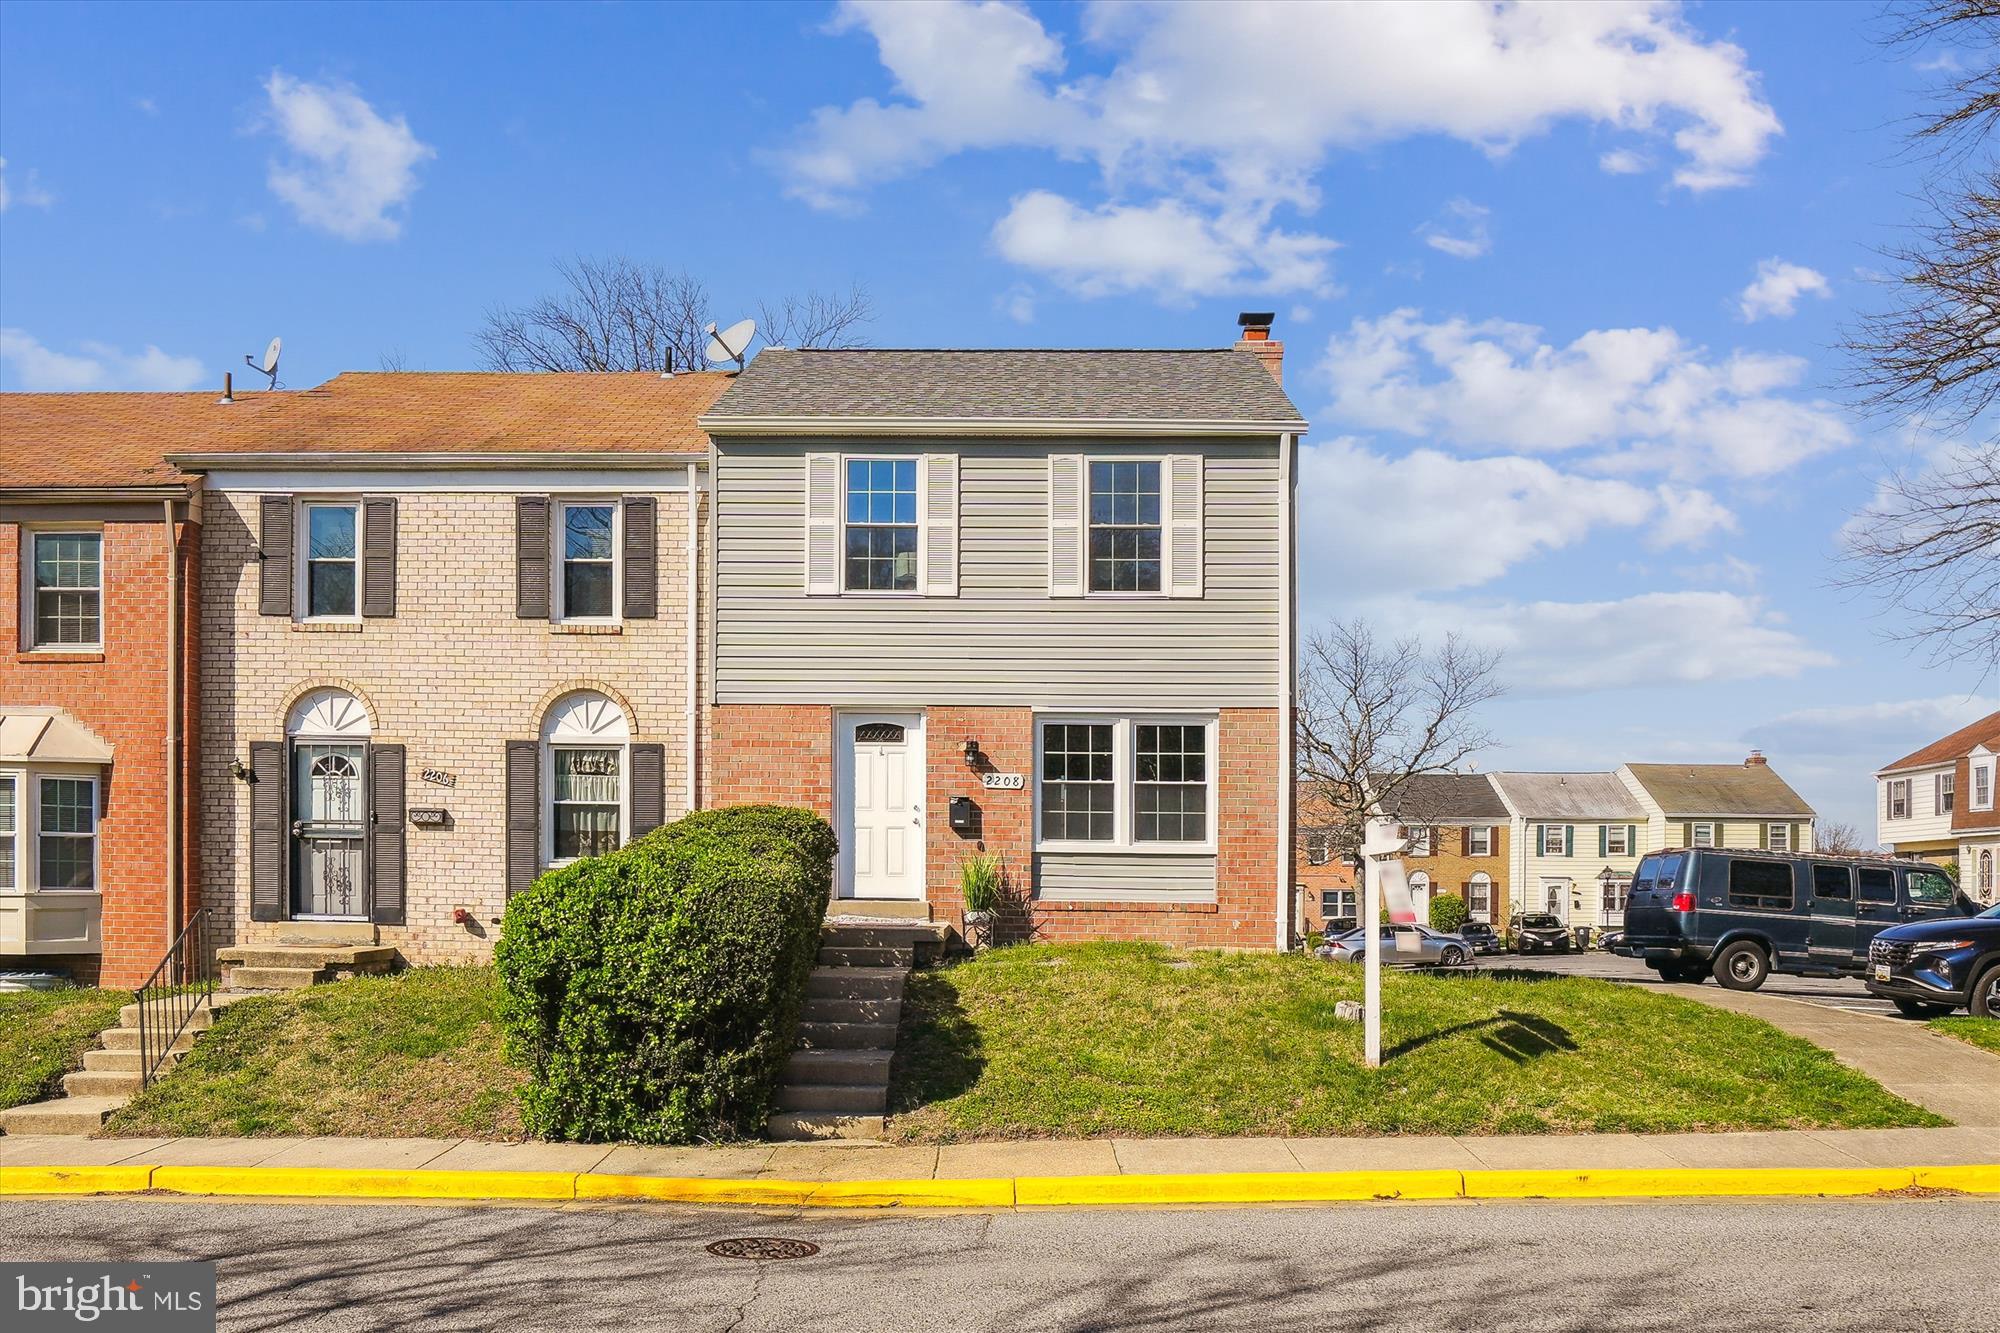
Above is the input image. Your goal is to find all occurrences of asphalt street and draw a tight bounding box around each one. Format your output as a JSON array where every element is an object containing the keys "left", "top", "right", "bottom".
[
  {"left": 8, "top": 1196, "right": 1995, "bottom": 1332},
  {"left": 1465, "top": 945, "right": 1918, "bottom": 1019}
]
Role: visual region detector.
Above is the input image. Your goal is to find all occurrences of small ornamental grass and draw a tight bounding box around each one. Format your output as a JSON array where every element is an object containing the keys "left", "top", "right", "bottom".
[{"left": 495, "top": 805, "right": 835, "bottom": 1145}]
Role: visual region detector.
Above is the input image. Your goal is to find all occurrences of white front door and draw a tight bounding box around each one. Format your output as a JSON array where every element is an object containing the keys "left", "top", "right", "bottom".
[{"left": 837, "top": 713, "right": 925, "bottom": 900}]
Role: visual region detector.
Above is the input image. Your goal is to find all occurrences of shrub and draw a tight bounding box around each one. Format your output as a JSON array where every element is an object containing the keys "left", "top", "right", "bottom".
[
  {"left": 959, "top": 852, "right": 1004, "bottom": 915},
  {"left": 1429, "top": 892, "right": 1469, "bottom": 934},
  {"left": 495, "top": 804, "right": 835, "bottom": 1144}
]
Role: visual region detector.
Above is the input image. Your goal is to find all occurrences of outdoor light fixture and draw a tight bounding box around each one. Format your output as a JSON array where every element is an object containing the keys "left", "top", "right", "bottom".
[
  {"left": 963, "top": 738, "right": 981, "bottom": 765},
  {"left": 229, "top": 758, "right": 254, "bottom": 783},
  {"left": 453, "top": 908, "right": 472, "bottom": 926}
]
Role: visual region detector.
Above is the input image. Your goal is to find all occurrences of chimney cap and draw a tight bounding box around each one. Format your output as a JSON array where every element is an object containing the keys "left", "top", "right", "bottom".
[
  {"left": 1237, "top": 311, "right": 1275, "bottom": 328},
  {"left": 1745, "top": 750, "right": 1768, "bottom": 766}
]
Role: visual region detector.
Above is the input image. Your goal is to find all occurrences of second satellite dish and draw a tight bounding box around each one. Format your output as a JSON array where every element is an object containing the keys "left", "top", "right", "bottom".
[
  {"left": 705, "top": 319, "right": 755, "bottom": 371},
  {"left": 244, "top": 337, "right": 282, "bottom": 389}
]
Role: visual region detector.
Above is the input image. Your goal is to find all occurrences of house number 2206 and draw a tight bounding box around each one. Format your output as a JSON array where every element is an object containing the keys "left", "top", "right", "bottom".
[{"left": 980, "top": 772, "right": 1025, "bottom": 790}]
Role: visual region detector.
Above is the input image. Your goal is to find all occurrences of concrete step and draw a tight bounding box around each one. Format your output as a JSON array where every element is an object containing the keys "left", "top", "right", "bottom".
[
  {"left": 82, "top": 1048, "right": 183, "bottom": 1074},
  {"left": 805, "top": 968, "right": 906, "bottom": 1001},
  {"left": 818, "top": 946, "right": 913, "bottom": 968},
  {"left": 796, "top": 1021, "right": 899, "bottom": 1051},
  {"left": 766, "top": 1111, "right": 885, "bottom": 1142},
  {"left": 117, "top": 1002, "right": 218, "bottom": 1031},
  {"left": 777, "top": 1083, "right": 890, "bottom": 1114},
  {"left": 802, "top": 996, "right": 902, "bottom": 1025},
  {"left": 784, "top": 1049, "right": 893, "bottom": 1087},
  {"left": 828, "top": 899, "right": 932, "bottom": 921},
  {"left": 822, "top": 924, "right": 947, "bottom": 948},
  {"left": 0, "top": 1095, "right": 128, "bottom": 1136},
  {"left": 62, "top": 1069, "right": 144, "bottom": 1097},
  {"left": 215, "top": 945, "right": 395, "bottom": 970},
  {"left": 224, "top": 966, "right": 324, "bottom": 990},
  {"left": 97, "top": 1027, "right": 197, "bottom": 1053}
]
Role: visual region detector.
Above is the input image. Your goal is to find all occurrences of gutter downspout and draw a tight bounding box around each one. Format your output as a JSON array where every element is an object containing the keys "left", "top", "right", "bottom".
[
  {"left": 685, "top": 462, "right": 700, "bottom": 815},
  {"left": 161, "top": 499, "right": 182, "bottom": 952},
  {"left": 1276, "top": 430, "right": 1296, "bottom": 951}
]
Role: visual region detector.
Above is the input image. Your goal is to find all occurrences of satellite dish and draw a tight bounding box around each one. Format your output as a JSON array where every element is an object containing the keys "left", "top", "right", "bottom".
[
  {"left": 705, "top": 318, "right": 755, "bottom": 371},
  {"left": 244, "top": 337, "right": 282, "bottom": 390}
]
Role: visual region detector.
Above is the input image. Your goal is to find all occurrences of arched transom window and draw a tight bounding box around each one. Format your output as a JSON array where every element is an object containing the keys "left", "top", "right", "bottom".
[{"left": 542, "top": 692, "right": 630, "bottom": 864}]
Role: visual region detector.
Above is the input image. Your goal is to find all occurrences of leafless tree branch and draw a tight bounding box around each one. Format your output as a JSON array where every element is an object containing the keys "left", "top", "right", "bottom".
[{"left": 759, "top": 284, "right": 876, "bottom": 351}]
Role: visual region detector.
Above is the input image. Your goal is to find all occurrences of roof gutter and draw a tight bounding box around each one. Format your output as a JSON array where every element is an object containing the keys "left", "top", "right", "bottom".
[
  {"left": 697, "top": 415, "right": 1308, "bottom": 438},
  {"left": 0, "top": 484, "right": 191, "bottom": 503},
  {"left": 165, "top": 451, "right": 709, "bottom": 471}
]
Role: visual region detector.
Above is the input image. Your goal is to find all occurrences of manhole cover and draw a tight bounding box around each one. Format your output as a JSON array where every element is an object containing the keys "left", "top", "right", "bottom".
[{"left": 706, "top": 1237, "right": 820, "bottom": 1262}]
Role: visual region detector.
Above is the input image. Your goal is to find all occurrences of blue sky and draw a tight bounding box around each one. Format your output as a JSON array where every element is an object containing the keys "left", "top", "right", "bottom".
[{"left": 2, "top": 1, "right": 1992, "bottom": 832}]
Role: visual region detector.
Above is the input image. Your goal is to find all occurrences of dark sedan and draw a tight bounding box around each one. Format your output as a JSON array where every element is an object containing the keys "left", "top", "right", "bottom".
[
  {"left": 1864, "top": 902, "right": 2000, "bottom": 1018},
  {"left": 1458, "top": 921, "right": 1504, "bottom": 955}
]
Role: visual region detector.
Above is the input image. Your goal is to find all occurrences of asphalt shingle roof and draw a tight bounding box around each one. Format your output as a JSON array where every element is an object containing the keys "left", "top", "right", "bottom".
[
  {"left": 1374, "top": 772, "right": 1509, "bottom": 822},
  {"left": 1622, "top": 763, "right": 1816, "bottom": 818},
  {"left": 1878, "top": 711, "right": 2000, "bottom": 773},
  {"left": 1490, "top": 772, "right": 1647, "bottom": 820},
  {"left": 702, "top": 348, "right": 1305, "bottom": 425}
]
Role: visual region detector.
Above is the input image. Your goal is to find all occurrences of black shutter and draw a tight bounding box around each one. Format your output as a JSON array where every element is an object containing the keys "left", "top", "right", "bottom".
[
  {"left": 515, "top": 496, "right": 550, "bottom": 620},
  {"left": 362, "top": 497, "right": 398, "bottom": 618},
  {"left": 630, "top": 743, "right": 666, "bottom": 839},
  {"left": 369, "top": 744, "right": 407, "bottom": 925},
  {"left": 622, "top": 496, "right": 658, "bottom": 620},
  {"left": 249, "top": 740, "right": 288, "bottom": 921},
  {"left": 505, "top": 740, "right": 540, "bottom": 897},
  {"left": 258, "top": 497, "right": 293, "bottom": 617}
]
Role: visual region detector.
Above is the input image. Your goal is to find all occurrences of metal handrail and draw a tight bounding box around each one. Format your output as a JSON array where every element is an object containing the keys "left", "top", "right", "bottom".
[{"left": 134, "top": 907, "right": 213, "bottom": 1090}]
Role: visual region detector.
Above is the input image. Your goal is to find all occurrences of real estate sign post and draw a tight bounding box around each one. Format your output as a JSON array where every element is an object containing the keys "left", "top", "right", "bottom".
[{"left": 1360, "top": 823, "right": 1416, "bottom": 1069}]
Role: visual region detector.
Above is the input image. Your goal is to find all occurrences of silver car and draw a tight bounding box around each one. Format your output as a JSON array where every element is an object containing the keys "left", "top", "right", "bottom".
[{"left": 1316, "top": 924, "right": 1475, "bottom": 968}]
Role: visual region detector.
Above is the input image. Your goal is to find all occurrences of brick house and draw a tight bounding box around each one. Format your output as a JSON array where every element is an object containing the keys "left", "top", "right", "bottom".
[
  {"left": 1377, "top": 772, "right": 1512, "bottom": 926},
  {"left": 699, "top": 316, "right": 1302, "bottom": 948},
  {"left": 0, "top": 393, "right": 239, "bottom": 984},
  {"left": 1875, "top": 711, "right": 2000, "bottom": 903},
  {"left": 164, "top": 372, "right": 726, "bottom": 961},
  {"left": 1295, "top": 782, "right": 1357, "bottom": 935}
]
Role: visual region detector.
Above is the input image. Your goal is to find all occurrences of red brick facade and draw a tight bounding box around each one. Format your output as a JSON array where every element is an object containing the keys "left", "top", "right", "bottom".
[{"left": 0, "top": 513, "right": 200, "bottom": 986}]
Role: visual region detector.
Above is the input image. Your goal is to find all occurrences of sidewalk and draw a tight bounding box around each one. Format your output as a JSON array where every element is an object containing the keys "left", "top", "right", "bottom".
[{"left": 5, "top": 1126, "right": 1997, "bottom": 1208}]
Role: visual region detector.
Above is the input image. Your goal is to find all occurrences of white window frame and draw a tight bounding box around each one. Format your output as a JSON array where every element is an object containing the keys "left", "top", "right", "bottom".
[
  {"left": 32, "top": 771, "right": 99, "bottom": 893},
  {"left": 1887, "top": 778, "right": 1910, "bottom": 821},
  {"left": 1406, "top": 825, "right": 1432, "bottom": 856},
  {"left": 1691, "top": 822, "right": 1717, "bottom": 848},
  {"left": 1084, "top": 455, "right": 1168, "bottom": 600},
  {"left": 1974, "top": 759, "right": 1994, "bottom": 812},
  {"left": 1033, "top": 713, "right": 1218, "bottom": 855},
  {"left": 1304, "top": 831, "right": 1333, "bottom": 866},
  {"left": 1605, "top": 824, "right": 1630, "bottom": 857},
  {"left": 1767, "top": 822, "right": 1792, "bottom": 852},
  {"left": 1321, "top": 887, "right": 1357, "bottom": 920},
  {"left": 1539, "top": 824, "right": 1568, "bottom": 857},
  {"left": 1601, "top": 876, "right": 1630, "bottom": 916},
  {"left": 0, "top": 771, "right": 22, "bottom": 893},
  {"left": 1937, "top": 771, "right": 1955, "bottom": 815},
  {"left": 21, "top": 526, "right": 104, "bottom": 652},
  {"left": 540, "top": 693, "right": 631, "bottom": 867},
  {"left": 1466, "top": 872, "right": 1492, "bottom": 918},
  {"left": 553, "top": 498, "right": 623, "bottom": 625},
  {"left": 839, "top": 455, "right": 922, "bottom": 597},
  {"left": 296, "top": 498, "right": 363, "bottom": 624},
  {"left": 1467, "top": 825, "right": 1493, "bottom": 857}
]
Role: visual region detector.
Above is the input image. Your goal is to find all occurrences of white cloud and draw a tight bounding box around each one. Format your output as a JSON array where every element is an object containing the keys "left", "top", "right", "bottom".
[
  {"left": 992, "top": 190, "right": 1336, "bottom": 298},
  {"left": 0, "top": 328, "right": 206, "bottom": 391},
  {"left": 1745, "top": 695, "right": 2000, "bottom": 765},
  {"left": 995, "top": 285, "right": 1037, "bottom": 324},
  {"left": 1321, "top": 309, "right": 1855, "bottom": 480},
  {"left": 258, "top": 71, "right": 434, "bottom": 241},
  {"left": 1417, "top": 198, "right": 1491, "bottom": 259},
  {"left": 1648, "top": 485, "right": 1737, "bottom": 548},
  {"left": 779, "top": 2, "right": 1781, "bottom": 294},
  {"left": 1737, "top": 258, "right": 1832, "bottom": 322},
  {"left": 0, "top": 157, "right": 55, "bottom": 212},
  {"left": 1599, "top": 147, "right": 1650, "bottom": 174}
]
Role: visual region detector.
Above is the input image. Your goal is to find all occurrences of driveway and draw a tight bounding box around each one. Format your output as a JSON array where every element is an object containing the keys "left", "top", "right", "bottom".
[{"left": 1478, "top": 947, "right": 1914, "bottom": 1019}]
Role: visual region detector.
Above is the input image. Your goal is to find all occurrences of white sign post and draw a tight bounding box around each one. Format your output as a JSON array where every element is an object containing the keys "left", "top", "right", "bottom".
[{"left": 1359, "top": 821, "right": 1417, "bottom": 1070}]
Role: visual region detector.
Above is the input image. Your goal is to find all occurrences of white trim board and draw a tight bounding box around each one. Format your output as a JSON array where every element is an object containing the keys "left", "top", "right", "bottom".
[{"left": 199, "top": 468, "right": 705, "bottom": 494}]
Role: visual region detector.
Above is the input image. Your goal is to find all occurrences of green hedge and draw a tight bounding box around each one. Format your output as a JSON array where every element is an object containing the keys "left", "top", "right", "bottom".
[
  {"left": 495, "top": 805, "right": 835, "bottom": 1144},
  {"left": 1428, "top": 892, "right": 1469, "bottom": 934}
]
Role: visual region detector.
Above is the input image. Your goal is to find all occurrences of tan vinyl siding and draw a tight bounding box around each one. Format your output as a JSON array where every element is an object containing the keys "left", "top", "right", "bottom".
[
  {"left": 1034, "top": 851, "right": 1217, "bottom": 902},
  {"left": 712, "top": 437, "right": 1282, "bottom": 708}
]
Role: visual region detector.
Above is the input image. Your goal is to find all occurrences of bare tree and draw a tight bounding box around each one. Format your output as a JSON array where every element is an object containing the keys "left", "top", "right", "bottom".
[
  {"left": 759, "top": 284, "right": 874, "bottom": 351},
  {"left": 377, "top": 347, "right": 411, "bottom": 372},
  {"left": 1295, "top": 620, "right": 1505, "bottom": 869},
  {"left": 474, "top": 256, "right": 873, "bottom": 374},
  {"left": 1841, "top": 4, "right": 2000, "bottom": 674},
  {"left": 1815, "top": 820, "right": 1873, "bottom": 855}
]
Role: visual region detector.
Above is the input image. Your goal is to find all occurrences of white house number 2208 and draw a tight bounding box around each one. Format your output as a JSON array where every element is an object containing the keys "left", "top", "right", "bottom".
[{"left": 980, "top": 772, "right": 1025, "bottom": 790}]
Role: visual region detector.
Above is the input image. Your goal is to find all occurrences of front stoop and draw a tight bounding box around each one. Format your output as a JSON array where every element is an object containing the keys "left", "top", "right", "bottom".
[
  {"left": 216, "top": 945, "right": 396, "bottom": 991},
  {"left": 0, "top": 992, "right": 254, "bottom": 1136},
  {"left": 769, "top": 921, "right": 947, "bottom": 1143}
]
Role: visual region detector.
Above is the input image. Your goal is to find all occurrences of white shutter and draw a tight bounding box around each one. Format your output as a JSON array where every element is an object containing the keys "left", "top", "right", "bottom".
[
  {"left": 805, "top": 453, "right": 840, "bottom": 596},
  {"left": 920, "top": 453, "right": 958, "bottom": 597},
  {"left": 1048, "top": 454, "right": 1084, "bottom": 597},
  {"left": 1165, "top": 454, "right": 1203, "bottom": 597}
]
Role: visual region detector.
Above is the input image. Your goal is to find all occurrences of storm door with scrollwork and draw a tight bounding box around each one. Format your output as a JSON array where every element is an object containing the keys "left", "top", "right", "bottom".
[{"left": 292, "top": 743, "right": 367, "bottom": 918}]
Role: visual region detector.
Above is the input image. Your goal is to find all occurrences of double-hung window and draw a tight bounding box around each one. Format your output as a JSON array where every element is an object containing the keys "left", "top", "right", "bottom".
[
  {"left": 28, "top": 531, "right": 102, "bottom": 649},
  {"left": 1405, "top": 825, "right": 1432, "bottom": 856},
  {"left": 1305, "top": 831, "right": 1334, "bottom": 866},
  {"left": 36, "top": 776, "right": 96, "bottom": 890},
  {"left": 1466, "top": 874, "right": 1491, "bottom": 917},
  {"left": 1691, "top": 822, "right": 1717, "bottom": 848},
  {"left": 550, "top": 747, "right": 621, "bottom": 861},
  {"left": 1321, "top": 887, "right": 1356, "bottom": 920},
  {"left": 301, "top": 502, "right": 360, "bottom": 620},
  {"left": 0, "top": 775, "right": 16, "bottom": 891},
  {"left": 1887, "top": 779, "right": 1910, "bottom": 820},
  {"left": 1767, "top": 822, "right": 1792, "bottom": 852},
  {"left": 1037, "top": 717, "right": 1214, "bottom": 848},
  {"left": 1466, "top": 825, "right": 1492, "bottom": 857},
  {"left": 558, "top": 502, "right": 618, "bottom": 620},
  {"left": 1539, "top": 824, "right": 1568, "bottom": 856},
  {"left": 1974, "top": 760, "right": 1994, "bottom": 812},
  {"left": 1605, "top": 824, "right": 1630, "bottom": 857},
  {"left": 1937, "top": 772, "right": 1955, "bottom": 815},
  {"left": 1087, "top": 461, "right": 1161, "bottom": 593},
  {"left": 844, "top": 459, "right": 918, "bottom": 592}
]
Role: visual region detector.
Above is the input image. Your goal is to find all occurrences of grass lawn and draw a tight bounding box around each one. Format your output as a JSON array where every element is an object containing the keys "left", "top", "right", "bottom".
[
  {"left": 888, "top": 943, "right": 1946, "bottom": 1141},
  {"left": 0, "top": 987, "right": 130, "bottom": 1111},
  {"left": 1929, "top": 1016, "right": 2000, "bottom": 1054},
  {"left": 107, "top": 967, "right": 525, "bottom": 1139}
]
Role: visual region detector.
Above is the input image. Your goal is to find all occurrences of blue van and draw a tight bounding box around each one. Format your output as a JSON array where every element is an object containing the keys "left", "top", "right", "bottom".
[{"left": 1617, "top": 848, "right": 1978, "bottom": 991}]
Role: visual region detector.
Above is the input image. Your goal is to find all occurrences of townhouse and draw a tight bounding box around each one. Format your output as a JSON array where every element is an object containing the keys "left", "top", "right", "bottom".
[
  {"left": 1372, "top": 773, "right": 1511, "bottom": 925},
  {"left": 1876, "top": 710, "right": 2000, "bottom": 903},
  {"left": 165, "top": 372, "right": 725, "bottom": 962},
  {"left": 1296, "top": 781, "right": 1357, "bottom": 934},
  {"left": 1490, "top": 772, "right": 1650, "bottom": 931},
  {"left": 698, "top": 320, "right": 1302, "bottom": 949},
  {"left": 1618, "top": 755, "right": 1815, "bottom": 861}
]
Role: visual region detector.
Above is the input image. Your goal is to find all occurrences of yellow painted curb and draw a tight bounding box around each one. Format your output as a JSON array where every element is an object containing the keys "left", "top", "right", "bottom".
[
  {"left": 150, "top": 1165, "right": 576, "bottom": 1202},
  {"left": 0, "top": 1164, "right": 156, "bottom": 1195},
  {"left": 1462, "top": 1167, "right": 1919, "bottom": 1200},
  {"left": 1015, "top": 1170, "right": 1463, "bottom": 1208},
  {"left": 1913, "top": 1164, "right": 2000, "bottom": 1193},
  {"left": 575, "top": 1173, "right": 1014, "bottom": 1209}
]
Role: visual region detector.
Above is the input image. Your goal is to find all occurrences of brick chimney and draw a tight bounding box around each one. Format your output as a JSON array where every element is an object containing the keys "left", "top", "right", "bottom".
[
  {"left": 1744, "top": 750, "right": 1768, "bottom": 767},
  {"left": 1235, "top": 311, "right": 1283, "bottom": 384}
]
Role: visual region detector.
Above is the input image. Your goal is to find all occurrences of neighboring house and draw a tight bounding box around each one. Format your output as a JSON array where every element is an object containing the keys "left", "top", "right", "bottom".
[
  {"left": 1295, "top": 781, "right": 1355, "bottom": 935},
  {"left": 1876, "top": 711, "right": 2000, "bottom": 903},
  {"left": 1369, "top": 772, "right": 1511, "bottom": 925},
  {"left": 1489, "top": 772, "right": 1651, "bottom": 931},
  {"left": 1619, "top": 754, "right": 1816, "bottom": 865},
  {"left": 698, "top": 316, "right": 1303, "bottom": 948},
  {"left": 165, "top": 372, "right": 726, "bottom": 963},
  {"left": 0, "top": 393, "right": 225, "bottom": 984}
]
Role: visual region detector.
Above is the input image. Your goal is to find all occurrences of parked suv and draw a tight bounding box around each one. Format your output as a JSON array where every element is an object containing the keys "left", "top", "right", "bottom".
[
  {"left": 1618, "top": 848, "right": 1979, "bottom": 991},
  {"left": 1509, "top": 913, "right": 1571, "bottom": 955},
  {"left": 1865, "top": 903, "right": 2000, "bottom": 1018}
]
